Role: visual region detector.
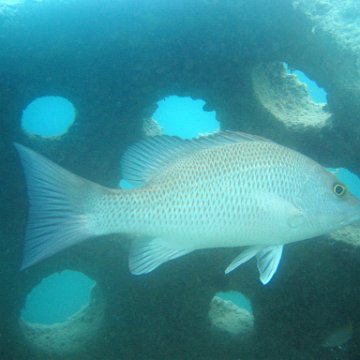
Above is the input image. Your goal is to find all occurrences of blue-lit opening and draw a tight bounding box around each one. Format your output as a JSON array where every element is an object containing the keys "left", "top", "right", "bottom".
[
  {"left": 215, "top": 291, "right": 253, "bottom": 313},
  {"left": 21, "top": 271, "right": 95, "bottom": 325},
  {"left": 284, "top": 64, "right": 327, "bottom": 104},
  {"left": 21, "top": 96, "right": 76, "bottom": 137},
  {"left": 119, "top": 95, "right": 220, "bottom": 189},
  {"left": 153, "top": 96, "right": 219, "bottom": 139}
]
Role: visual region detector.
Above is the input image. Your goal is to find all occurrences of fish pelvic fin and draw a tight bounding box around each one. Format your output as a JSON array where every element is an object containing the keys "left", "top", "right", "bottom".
[
  {"left": 15, "top": 143, "right": 108, "bottom": 270},
  {"left": 225, "top": 245, "right": 284, "bottom": 285}
]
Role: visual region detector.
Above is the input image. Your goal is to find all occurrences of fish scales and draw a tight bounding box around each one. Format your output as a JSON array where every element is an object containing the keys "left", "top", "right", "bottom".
[{"left": 96, "top": 141, "right": 314, "bottom": 248}]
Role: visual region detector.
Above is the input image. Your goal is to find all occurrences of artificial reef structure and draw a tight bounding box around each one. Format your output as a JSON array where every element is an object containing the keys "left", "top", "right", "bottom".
[{"left": 1, "top": 0, "right": 360, "bottom": 359}]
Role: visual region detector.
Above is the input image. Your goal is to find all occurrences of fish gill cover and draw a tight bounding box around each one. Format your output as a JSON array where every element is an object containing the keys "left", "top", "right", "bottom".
[{"left": 1, "top": 0, "right": 360, "bottom": 359}]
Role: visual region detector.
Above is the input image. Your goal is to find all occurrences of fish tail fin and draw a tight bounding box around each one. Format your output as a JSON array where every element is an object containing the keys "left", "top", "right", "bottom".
[{"left": 15, "top": 143, "right": 108, "bottom": 270}]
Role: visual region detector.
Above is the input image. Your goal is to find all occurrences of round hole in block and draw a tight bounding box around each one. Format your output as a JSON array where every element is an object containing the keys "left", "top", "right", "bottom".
[
  {"left": 284, "top": 63, "right": 328, "bottom": 104},
  {"left": 21, "top": 96, "right": 76, "bottom": 138},
  {"left": 21, "top": 270, "right": 95, "bottom": 325},
  {"left": 252, "top": 62, "right": 331, "bottom": 129},
  {"left": 152, "top": 95, "right": 219, "bottom": 139},
  {"left": 20, "top": 271, "right": 104, "bottom": 356}
]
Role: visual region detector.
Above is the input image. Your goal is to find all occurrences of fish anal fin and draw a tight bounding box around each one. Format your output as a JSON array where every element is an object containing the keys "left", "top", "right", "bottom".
[
  {"left": 256, "top": 246, "right": 283, "bottom": 285},
  {"left": 225, "top": 245, "right": 284, "bottom": 285},
  {"left": 129, "top": 238, "right": 192, "bottom": 275}
]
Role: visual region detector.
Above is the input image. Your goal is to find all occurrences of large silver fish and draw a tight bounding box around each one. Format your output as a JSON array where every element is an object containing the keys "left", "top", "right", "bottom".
[{"left": 15, "top": 132, "right": 360, "bottom": 284}]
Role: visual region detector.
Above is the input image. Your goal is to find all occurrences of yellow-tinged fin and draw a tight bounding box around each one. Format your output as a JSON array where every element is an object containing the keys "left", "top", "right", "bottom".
[
  {"left": 121, "top": 131, "right": 272, "bottom": 186},
  {"left": 15, "top": 143, "right": 107, "bottom": 270}
]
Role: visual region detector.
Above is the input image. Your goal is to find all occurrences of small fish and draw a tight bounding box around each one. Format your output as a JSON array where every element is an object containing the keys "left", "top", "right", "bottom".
[
  {"left": 322, "top": 320, "right": 353, "bottom": 348},
  {"left": 15, "top": 131, "right": 360, "bottom": 284}
]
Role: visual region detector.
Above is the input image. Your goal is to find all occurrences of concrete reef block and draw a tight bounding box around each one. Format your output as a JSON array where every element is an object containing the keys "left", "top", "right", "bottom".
[
  {"left": 293, "top": 0, "right": 360, "bottom": 53},
  {"left": 330, "top": 225, "right": 360, "bottom": 247},
  {"left": 209, "top": 296, "right": 254, "bottom": 336},
  {"left": 252, "top": 62, "right": 331, "bottom": 129},
  {"left": 20, "top": 285, "right": 105, "bottom": 358},
  {"left": 290, "top": 0, "right": 360, "bottom": 123}
]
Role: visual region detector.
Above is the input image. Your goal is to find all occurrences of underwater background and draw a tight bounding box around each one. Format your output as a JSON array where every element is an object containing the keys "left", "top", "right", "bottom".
[{"left": 1, "top": 0, "right": 360, "bottom": 359}]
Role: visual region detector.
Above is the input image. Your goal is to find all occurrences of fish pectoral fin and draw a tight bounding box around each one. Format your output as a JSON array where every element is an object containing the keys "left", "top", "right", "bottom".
[
  {"left": 129, "top": 238, "right": 192, "bottom": 275},
  {"left": 256, "top": 245, "right": 283, "bottom": 285},
  {"left": 225, "top": 245, "right": 283, "bottom": 285}
]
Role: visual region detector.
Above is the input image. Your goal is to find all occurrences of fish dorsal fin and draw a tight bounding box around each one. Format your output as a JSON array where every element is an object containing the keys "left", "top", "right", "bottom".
[{"left": 121, "top": 131, "right": 271, "bottom": 185}]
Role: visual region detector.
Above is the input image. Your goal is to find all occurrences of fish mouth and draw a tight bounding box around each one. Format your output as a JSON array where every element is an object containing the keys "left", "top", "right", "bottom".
[
  {"left": 345, "top": 209, "right": 360, "bottom": 226},
  {"left": 337, "top": 209, "right": 360, "bottom": 227},
  {"left": 341, "top": 199, "right": 360, "bottom": 226},
  {"left": 349, "top": 213, "right": 360, "bottom": 225}
]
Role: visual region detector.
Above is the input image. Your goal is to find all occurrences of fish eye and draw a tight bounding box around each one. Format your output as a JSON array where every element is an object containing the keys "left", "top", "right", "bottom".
[{"left": 333, "top": 182, "right": 347, "bottom": 197}]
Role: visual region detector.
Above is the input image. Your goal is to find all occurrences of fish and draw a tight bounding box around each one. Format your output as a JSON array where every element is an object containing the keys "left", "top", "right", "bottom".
[
  {"left": 14, "top": 131, "right": 360, "bottom": 284},
  {"left": 322, "top": 320, "right": 353, "bottom": 348}
]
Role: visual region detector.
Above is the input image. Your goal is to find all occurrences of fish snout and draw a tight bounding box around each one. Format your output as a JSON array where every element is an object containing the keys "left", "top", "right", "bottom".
[{"left": 343, "top": 201, "right": 360, "bottom": 226}]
